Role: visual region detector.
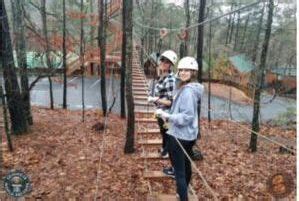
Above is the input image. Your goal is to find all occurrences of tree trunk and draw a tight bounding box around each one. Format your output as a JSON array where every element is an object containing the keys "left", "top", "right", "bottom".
[
  {"left": 183, "top": 0, "right": 190, "bottom": 56},
  {"left": 80, "top": 0, "right": 85, "bottom": 121},
  {"left": 225, "top": 3, "right": 234, "bottom": 45},
  {"left": 251, "top": 6, "right": 265, "bottom": 63},
  {"left": 250, "top": 0, "right": 274, "bottom": 152},
  {"left": 0, "top": 85, "right": 13, "bottom": 151},
  {"left": 12, "top": 0, "right": 33, "bottom": 125},
  {"left": 240, "top": 15, "right": 249, "bottom": 52},
  {"left": 98, "top": 0, "right": 107, "bottom": 117},
  {"left": 123, "top": 0, "right": 135, "bottom": 154},
  {"left": 208, "top": 8, "right": 212, "bottom": 123},
  {"left": 120, "top": 0, "right": 126, "bottom": 118},
  {"left": 89, "top": 0, "right": 95, "bottom": 46},
  {"left": 228, "top": 9, "right": 236, "bottom": 44},
  {"left": 233, "top": 11, "right": 240, "bottom": 51},
  {"left": 62, "top": 0, "right": 67, "bottom": 109},
  {"left": 0, "top": 0, "right": 28, "bottom": 134},
  {"left": 196, "top": 0, "right": 206, "bottom": 83},
  {"left": 41, "top": 0, "right": 54, "bottom": 109}
]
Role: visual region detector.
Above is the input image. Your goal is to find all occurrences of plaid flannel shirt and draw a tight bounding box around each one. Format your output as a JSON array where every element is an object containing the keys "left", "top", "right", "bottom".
[{"left": 153, "top": 72, "right": 176, "bottom": 111}]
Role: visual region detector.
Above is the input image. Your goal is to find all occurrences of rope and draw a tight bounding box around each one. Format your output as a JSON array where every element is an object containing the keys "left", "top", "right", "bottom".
[
  {"left": 93, "top": 66, "right": 115, "bottom": 200},
  {"left": 134, "top": 1, "right": 264, "bottom": 32},
  {"left": 230, "top": 120, "right": 296, "bottom": 154},
  {"left": 201, "top": 103, "right": 296, "bottom": 154}
]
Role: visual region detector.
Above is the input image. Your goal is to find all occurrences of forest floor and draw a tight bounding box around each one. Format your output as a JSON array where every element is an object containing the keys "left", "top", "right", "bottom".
[{"left": 0, "top": 107, "right": 296, "bottom": 200}]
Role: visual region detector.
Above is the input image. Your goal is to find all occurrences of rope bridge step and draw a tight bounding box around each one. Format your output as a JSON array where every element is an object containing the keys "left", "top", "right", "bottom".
[
  {"left": 135, "top": 118, "right": 157, "bottom": 123},
  {"left": 137, "top": 129, "right": 160, "bottom": 135},
  {"left": 133, "top": 75, "right": 146, "bottom": 78},
  {"left": 133, "top": 95, "right": 148, "bottom": 100},
  {"left": 133, "top": 91, "right": 148, "bottom": 96},
  {"left": 139, "top": 152, "right": 168, "bottom": 159},
  {"left": 134, "top": 109, "right": 155, "bottom": 114},
  {"left": 133, "top": 80, "right": 148, "bottom": 84},
  {"left": 147, "top": 193, "right": 198, "bottom": 201},
  {"left": 134, "top": 101, "right": 154, "bottom": 107},
  {"left": 138, "top": 139, "right": 162, "bottom": 145},
  {"left": 132, "top": 87, "right": 148, "bottom": 91},
  {"left": 132, "top": 83, "right": 148, "bottom": 88},
  {"left": 143, "top": 170, "right": 173, "bottom": 179}
]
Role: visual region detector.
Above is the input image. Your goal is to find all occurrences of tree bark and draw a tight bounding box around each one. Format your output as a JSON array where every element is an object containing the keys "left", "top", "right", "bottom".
[
  {"left": 123, "top": 0, "right": 135, "bottom": 154},
  {"left": 11, "top": 0, "right": 33, "bottom": 125},
  {"left": 228, "top": 8, "right": 236, "bottom": 44},
  {"left": 251, "top": 6, "right": 265, "bottom": 64},
  {"left": 89, "top": 0, "right": 95, "bottom": 46},
  {"left": 62, "top": 0, "right": 67, "bottom": 109},
  {"left": 183, "top": 0, "right": 190, "bottom": 56},
  {"left": 240, "top": 15, "right": 249, "bottom": 52},
  {"left": 98, "top": 0, "right": 107, "bottom": 116},
  {"left": 120, "top": 0, "right": 126, "bottom": 118},
  {"left": 233, "top": 11, "right": 240, "bottom": 51},
  {"left": 0, "top": 0, "right": 28, "bottom": 134},
  {"left": 0, "top": 85, "right": 13, "bottom": 151},
  {"left": 196, "top": 0, "right": 206, "bottom": 83},
  {"left": 41, "top": 0, "right": 54, "bottom": 109},
  {"left": 250, "top": 0, "right": 274, "bottom": 152},
  {"left": 80, "top": 0, "right": 85, "bottom": 121},
  {"left": 225, "top": 2, "right": 234, "bottom": 45}
]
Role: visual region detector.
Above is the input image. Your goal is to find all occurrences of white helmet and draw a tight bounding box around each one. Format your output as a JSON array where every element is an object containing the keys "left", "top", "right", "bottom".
[
  {"left": 160, "top": 50, "right": 178, "bottom": 65},
  {"left": 177, "top": 56, "right": 198, "bottom": 71}
]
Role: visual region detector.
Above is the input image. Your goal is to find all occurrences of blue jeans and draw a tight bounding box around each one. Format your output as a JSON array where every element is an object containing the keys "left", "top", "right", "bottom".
[{"left": 168, "top": 135, "right": 195, "bottom": 201}]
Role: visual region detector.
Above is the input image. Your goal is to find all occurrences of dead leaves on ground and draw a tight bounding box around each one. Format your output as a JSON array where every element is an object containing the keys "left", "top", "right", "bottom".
[{"left": 1, "top": 108, "right": 296, "bottom": 200}]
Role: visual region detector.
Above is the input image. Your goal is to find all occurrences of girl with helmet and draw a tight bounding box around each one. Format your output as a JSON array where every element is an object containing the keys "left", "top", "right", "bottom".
[
  {"left": 148, "top": 50, "right": 178, "bottom": 158},
  {"left": 156, "top": 56, "right": 204, "bottom": 201}
]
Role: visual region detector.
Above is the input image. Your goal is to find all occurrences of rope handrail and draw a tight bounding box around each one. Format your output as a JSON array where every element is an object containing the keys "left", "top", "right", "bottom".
[
  {"left": 201, "top": 104, "right": 296, "bottom": 154},
  {"left": 230, "top": 120, "right": 296, "bottom": 154},
  {"left": 134, "top": 1, "right": 265, "bottom": 32},
  {"left": 93, "top": 67, "right": 115, "bottom": 200}
]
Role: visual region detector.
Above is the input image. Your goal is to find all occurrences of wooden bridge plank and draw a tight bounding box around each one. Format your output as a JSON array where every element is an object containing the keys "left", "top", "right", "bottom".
[{"left": 138, "top": 139, "right": 162, "bottom": 145}]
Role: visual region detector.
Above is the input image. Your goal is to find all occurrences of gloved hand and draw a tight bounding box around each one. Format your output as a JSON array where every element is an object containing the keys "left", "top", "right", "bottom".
[
  {"left": 147, "top": 96, "right": 159, "bottom": 103},
  {"left": 155, "top": 109, "right": 170, "bottom": 119}
]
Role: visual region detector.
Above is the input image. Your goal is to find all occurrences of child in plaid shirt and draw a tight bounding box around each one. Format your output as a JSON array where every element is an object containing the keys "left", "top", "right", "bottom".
[{"left": 148, "top": 50, "right": 178, "bottom": 158}]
